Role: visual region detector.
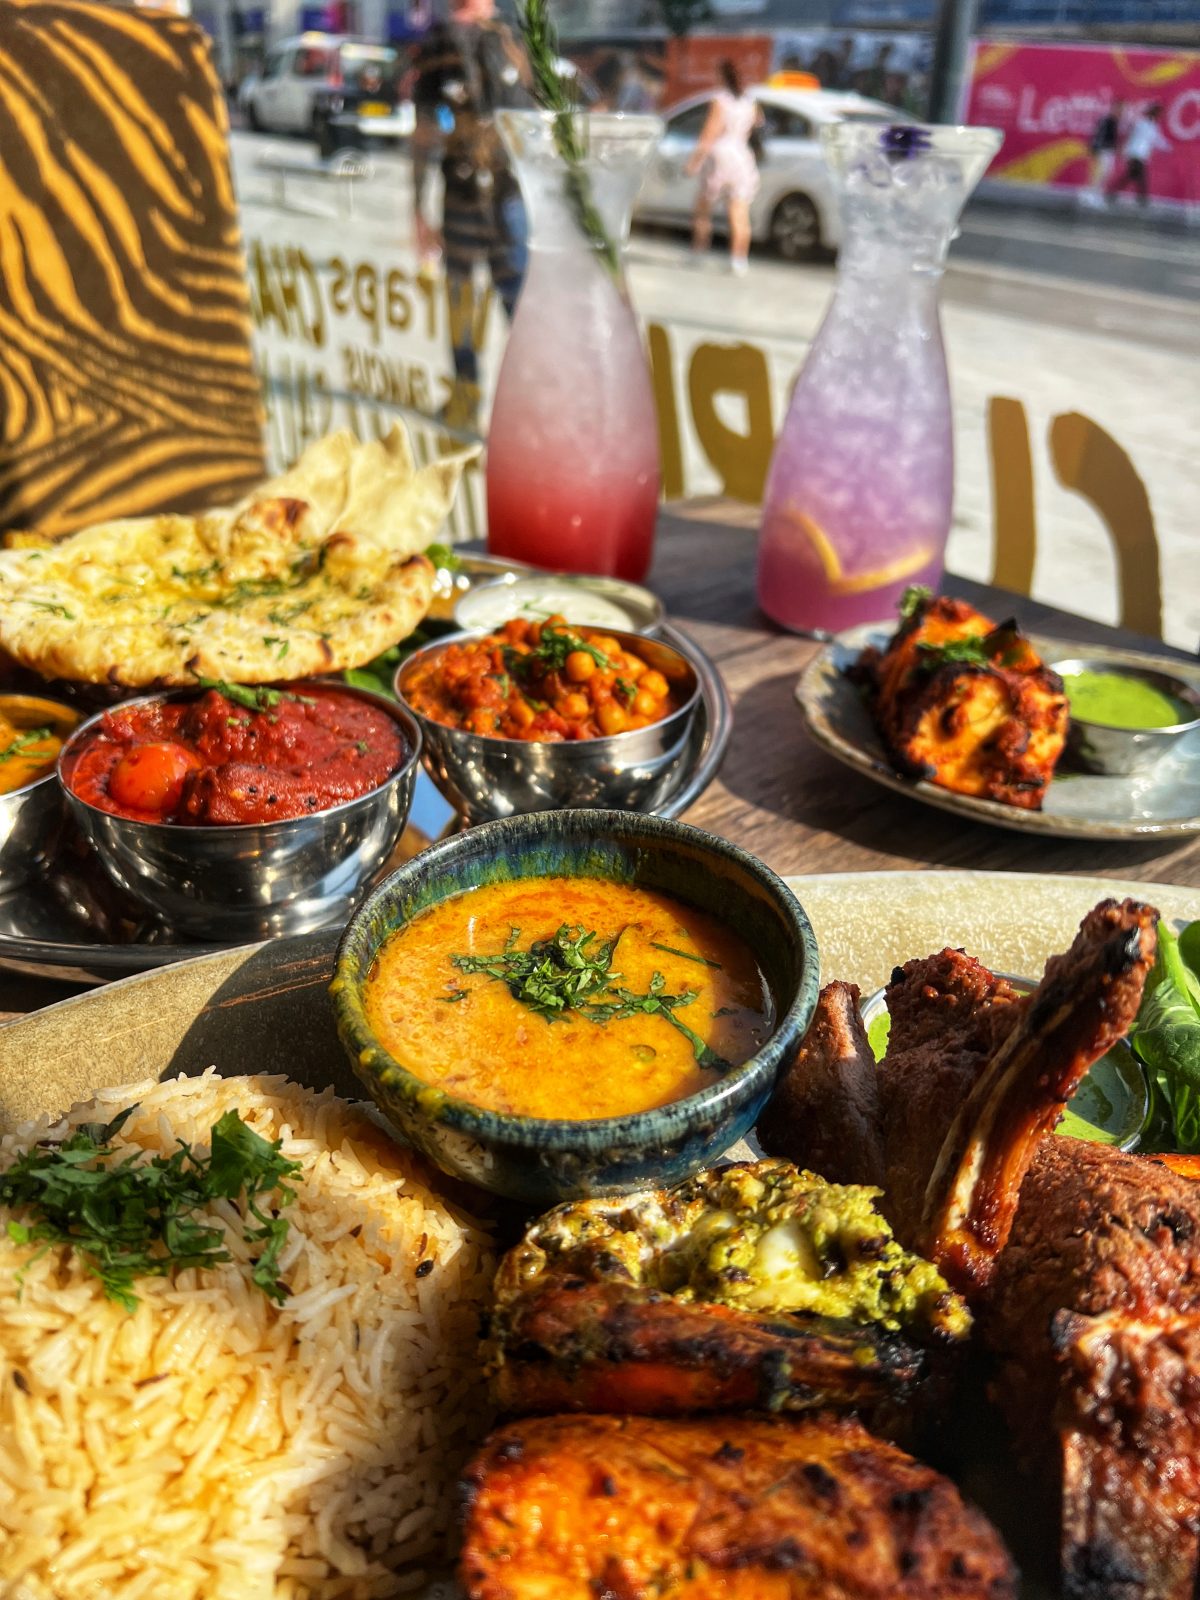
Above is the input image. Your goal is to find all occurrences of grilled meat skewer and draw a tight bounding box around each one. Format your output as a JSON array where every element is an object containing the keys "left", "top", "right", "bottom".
[
  {"left": 487, "top": 1162, "right": 970, "bottom": 1429},
  {"left": 461, "top": 1413, "right": 1019, "bottom": 1600}
]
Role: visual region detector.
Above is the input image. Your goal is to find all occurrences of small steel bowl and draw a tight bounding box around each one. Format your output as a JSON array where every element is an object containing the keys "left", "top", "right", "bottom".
[
  {"left": 395, "top": 627, "right": 702, "bottom": 824},
  {"left": 1053, "top": 656, "right": 1200, "bottom": 777},
  {"left": 331, "top": 808, "right": 820, "bottom": 1206},
  {"left": 454, "top": 572, "right": 664, "bottom": 636},
  {"left": 0, "top": 696, "right": 82, "bottom": 891},
  {"left": 859, "top": 978, "right": 1148, "bottom": 1151},
  {"left": 56, "top": 684, "right": 421, "bottom": 942}
]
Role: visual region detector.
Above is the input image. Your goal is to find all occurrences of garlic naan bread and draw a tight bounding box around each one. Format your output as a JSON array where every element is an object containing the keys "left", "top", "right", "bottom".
[{"left": 0, "top": 427, "right": 475, "bottom": 687}]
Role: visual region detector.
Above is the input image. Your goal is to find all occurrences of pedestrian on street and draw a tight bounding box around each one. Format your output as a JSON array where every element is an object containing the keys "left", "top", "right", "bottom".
[
  {"left": 1108, "top": 102, "right": 1170, "bottom": 207},
  {"left": 411, "top": 0, "right": 532, "bottom": 428},
  {"left": 1082, "top": 98, "right": 1122, "bottom": 208},
  {"left": 686, "top": 59, "right": 763, "bottom": 278}
]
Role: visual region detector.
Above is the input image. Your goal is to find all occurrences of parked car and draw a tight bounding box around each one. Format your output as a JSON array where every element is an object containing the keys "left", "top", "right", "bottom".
[
  {"left": 242, "top": 33, "right": 413, "bottom": 148},
  {"left": 635, "top": 87, "right": 913, "bottom": 260}
]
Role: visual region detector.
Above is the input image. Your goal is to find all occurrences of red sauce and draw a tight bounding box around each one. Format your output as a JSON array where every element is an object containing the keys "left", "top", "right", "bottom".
[{"left": 64, "top": 686, "right": 405, "bottom": 825}]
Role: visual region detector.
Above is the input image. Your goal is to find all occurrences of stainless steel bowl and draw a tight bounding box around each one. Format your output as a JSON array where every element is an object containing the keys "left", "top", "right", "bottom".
[
  {"left": 1053, "top": 656, "right": 1200, "bottom": 777},
  {"left": 0, "top": 696, "right": 82, "bottom": 891},
  {"left": 0, "top": 771, "right": 69, "bottom": 891},
  {"left": 395, "top": 627, "right": 702, "bottom": 824},
  {"left": 57, "top": 685, "right": 421, "bottom": 941}
]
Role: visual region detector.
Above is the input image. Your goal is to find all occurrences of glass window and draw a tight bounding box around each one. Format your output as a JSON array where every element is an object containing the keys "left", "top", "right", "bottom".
[
  {"left": 339, "top": 45, "right": 399, "bottom": 91},
  {"left": 666, "top": 101, "right": 710, "bottom": 140},
  {"left": 760, "top": 107, "right": 813, "bottom": 140},
  {"left": 261, "top": 49, "right": 287, "bottom": 80},
  {"left": 294, "top": 47, "right": 332, "bottom": 79}
]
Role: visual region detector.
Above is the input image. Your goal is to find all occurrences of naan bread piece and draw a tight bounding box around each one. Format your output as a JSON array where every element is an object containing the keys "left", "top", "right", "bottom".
[{"left": 0, "top": 426, "right": 475, "bottom": 687}]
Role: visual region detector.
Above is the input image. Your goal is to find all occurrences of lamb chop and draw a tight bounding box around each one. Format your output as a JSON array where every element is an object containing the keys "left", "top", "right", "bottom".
[
  {"left": 461, "top": 1412, "right": 1018, "bottom": 1600},
  {"left": 760, "top": 898, "right": 1200, "bottom": 1599}
]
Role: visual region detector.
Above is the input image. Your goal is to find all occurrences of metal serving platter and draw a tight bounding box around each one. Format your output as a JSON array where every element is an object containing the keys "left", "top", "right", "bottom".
[
  {"left": 798, "top": 626, "right": 1200, "bottom": 841},
  {"left": 0, "top": 623, "right": 731, "bottom": 985}
]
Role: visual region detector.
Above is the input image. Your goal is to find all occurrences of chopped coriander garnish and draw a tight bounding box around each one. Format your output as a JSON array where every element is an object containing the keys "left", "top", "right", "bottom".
[
  {"left": 438, "top": 988, "right": 469, "bottom": 1003},
  {"left": 424, "top": 541, "right": 461, "bottom": 572},
  {"left": 0, "top": 727, "right": 54, "bottom": 763},
  {"left": 0, "top": 1108, "right": 301, "bottom": 1312},
  {"left": 916, "top": 636, "right": 992, "bottom": 670},
  {"left": 899, "top": 584, "right": 932, "bottom": 623},
  {"left": 650, "top": 941, "right": 722, "bottom": 969},
  {"left": 26, "top": 600, "right": 74, "bottom": 620},
  {"left": 195, "top": 678, "right": 315, "bottom": 711},
  {"left": 449, "top": 926, "right": 732, "bottom": 1071}
]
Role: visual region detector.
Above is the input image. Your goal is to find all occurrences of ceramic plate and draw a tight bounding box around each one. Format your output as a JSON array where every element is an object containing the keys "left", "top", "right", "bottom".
[
  {"left": 796, "top": 626, "right": 1200, "bottom": 840},
  {"left": 1, "top": 867, "right": 1195, "bottom": 1600}
]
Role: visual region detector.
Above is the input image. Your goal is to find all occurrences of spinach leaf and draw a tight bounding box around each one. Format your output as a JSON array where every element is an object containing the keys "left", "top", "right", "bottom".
[{"left": 1131, "top": 922, "right": 1200, "bottom": 1151}]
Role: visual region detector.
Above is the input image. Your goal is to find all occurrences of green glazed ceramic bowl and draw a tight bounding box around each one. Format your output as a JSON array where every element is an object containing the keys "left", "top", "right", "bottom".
[{"left": 331, "top": 809, "right": 820, "bottom": 1206}]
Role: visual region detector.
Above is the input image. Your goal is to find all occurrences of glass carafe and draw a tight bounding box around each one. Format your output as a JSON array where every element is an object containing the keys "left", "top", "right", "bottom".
[
  {"left": 486, "top": 111, "right": 663, "bottom": 582},
  {"left": 757, "top": 123, "right": 1001, "bottom": 635}
]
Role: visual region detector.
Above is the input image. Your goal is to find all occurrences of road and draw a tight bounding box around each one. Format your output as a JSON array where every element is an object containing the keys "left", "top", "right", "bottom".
[{"left": 232, "top": 131, "right": 1200, "bottom": 649}]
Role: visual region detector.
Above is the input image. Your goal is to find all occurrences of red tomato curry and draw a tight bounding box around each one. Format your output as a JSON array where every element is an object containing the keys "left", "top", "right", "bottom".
[
  {"left": 363, "top": 877, "right": 773, "bottom": 1121},
  {"left": 64, "top": 685, "right": 404, "bottom": 825}
]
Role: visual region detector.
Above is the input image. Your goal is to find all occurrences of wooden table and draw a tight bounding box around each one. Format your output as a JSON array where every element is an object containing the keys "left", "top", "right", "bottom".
[
  {"left": 650, "top": 504, "right": 1200, "bottom": 888},
  {"left": 2, "top": 506, "right": 1196, "bottom": 1019}
]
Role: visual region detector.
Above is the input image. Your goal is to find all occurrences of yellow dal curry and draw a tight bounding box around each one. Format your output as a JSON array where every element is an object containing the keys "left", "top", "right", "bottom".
[
  {"left": 364, "top": 878, "right": 772, "bottom": 1120},
  {"left": 0, "top": 695, "right": 80, "bottom": 795}
]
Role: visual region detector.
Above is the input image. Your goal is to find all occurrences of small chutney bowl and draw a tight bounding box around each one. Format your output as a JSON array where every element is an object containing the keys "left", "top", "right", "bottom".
[
  {"left": 395, "top": 627, "right": 702, "bottom": 825},
  {"left": 330, "top": 809, "right": 820, "bottom": 1207},
  {"left": 454, "top": 571, "right": 664, "bottom": 637},
  {"left": 0, "top": 694, "right": 82, "bottom": 891},
  {"left": 859, "top": 979, "right": 1148, "bottom": 1152},
  {"left": 57, "top": 683, "right": 421, "bottom": 942},
  {"left": 1052, "top": 656, "right": 1200, "bottom": 777}
]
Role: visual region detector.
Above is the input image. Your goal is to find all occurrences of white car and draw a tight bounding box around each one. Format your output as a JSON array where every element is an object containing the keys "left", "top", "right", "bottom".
[
  {"left": 636, "top": 87, "right": 912, "bottom": 259},
  {"left": 242, "top": 34, "right": 411, "bottom": 141}
]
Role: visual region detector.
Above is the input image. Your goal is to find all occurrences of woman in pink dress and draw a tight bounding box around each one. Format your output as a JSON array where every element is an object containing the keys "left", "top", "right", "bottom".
[{"left": 687, "top": 60, "right": 763, "bottom": 276}]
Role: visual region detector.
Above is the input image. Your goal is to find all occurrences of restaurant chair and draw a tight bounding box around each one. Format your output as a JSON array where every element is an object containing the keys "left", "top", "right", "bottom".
[
  {"left": 987, "top": 398, "right": 1163, "bottom": 640},
  {"left": 0, "top": 0, "right": 265, "bottom": 542}
]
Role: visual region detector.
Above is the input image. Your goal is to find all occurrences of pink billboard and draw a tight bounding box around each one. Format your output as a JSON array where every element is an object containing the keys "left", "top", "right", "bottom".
[{"left": 965, "top": 41, "right": 1200, "bottom": 205}]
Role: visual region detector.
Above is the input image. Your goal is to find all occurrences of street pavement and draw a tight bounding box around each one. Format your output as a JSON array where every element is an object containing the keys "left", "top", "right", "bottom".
[{"left": 231, "top": 131, "right": 1199, "bottom": 650}]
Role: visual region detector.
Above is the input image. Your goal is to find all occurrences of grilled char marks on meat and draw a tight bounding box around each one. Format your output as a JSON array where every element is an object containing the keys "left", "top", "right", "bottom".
[
  {"left": 989, "top": 1138, "right": 1200, "bottom": 1600},
  {"left": 758, "top": 981, "right": 886, "bottom": 1188},
  {"left": 879, "top": 952, "right": 1026, "bottom": 1250},
  {"left": 461, "top": 1413, "right": 1019, "bottom": 1600},
  {"left": 491, "top": 1280, "right": 929, "bottom": 1423},
  {"left": 853, "top": 594, "right": 1069, "bottom": 811},
  {"left": 902, "top": 900, "right": 1157, "bottom": 1296}
]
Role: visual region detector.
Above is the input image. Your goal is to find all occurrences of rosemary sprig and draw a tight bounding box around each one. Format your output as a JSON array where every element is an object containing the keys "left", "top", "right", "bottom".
[{"left": 518, "top": 0, "right": 620, "bottom": 277}]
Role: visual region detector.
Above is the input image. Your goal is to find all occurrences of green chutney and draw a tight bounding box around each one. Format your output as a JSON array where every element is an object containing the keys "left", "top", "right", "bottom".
[{"left": 1063, "top": 670, "right": 1187, "bottom": 730}]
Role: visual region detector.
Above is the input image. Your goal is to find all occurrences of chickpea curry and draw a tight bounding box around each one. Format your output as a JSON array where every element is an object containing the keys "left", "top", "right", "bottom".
[
  {"left": 402, "top": 617, "right": 681, "bottom": 741},
  {"left": 363, "top": 878, "right": 773, "bottom": 1121}
]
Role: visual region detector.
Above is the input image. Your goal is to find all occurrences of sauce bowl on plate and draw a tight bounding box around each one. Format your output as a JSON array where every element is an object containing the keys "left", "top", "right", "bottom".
[
  {"left": 1053, "top": 656, "right": 1200, "bottom": 777},
  {"left": 331, "top": 810, "right": 820, "bottom": 1206}
]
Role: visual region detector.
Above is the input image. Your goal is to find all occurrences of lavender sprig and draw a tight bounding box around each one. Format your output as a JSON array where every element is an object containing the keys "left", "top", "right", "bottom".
[{"left": 518, "top": 0, "right": 620, "bottom": 278}]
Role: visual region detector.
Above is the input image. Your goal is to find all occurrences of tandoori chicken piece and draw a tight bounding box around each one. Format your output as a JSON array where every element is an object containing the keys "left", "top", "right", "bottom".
[
  {"left": 887, "top": 899, "right": 1158, "bottom": 1295},
  {"left": 758, "top": 980, "right": 886, "bottom": 1188},
  {"left": 487, "top": 1161, "right": 970, "bottom": 1426},
  {"left": 460, "top": 1413, "right": 1019, "bottom": 1600},
  {"left": 986, "top": 1137, "right": 1200, "bottom": 1600},
  {"left": 764, "top": 898, "right": 1200, "bottom": 1598},
  {"left": 852, "top": 592, "right": 1068, "bottom": 810}
]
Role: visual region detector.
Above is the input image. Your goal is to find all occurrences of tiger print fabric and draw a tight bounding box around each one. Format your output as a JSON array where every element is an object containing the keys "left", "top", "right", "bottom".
[{"left": 0, "top": 0, "right": 265, "bottom": 540}]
